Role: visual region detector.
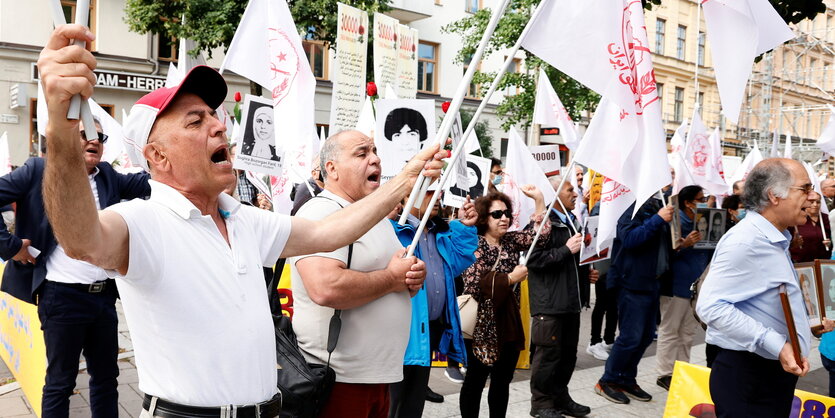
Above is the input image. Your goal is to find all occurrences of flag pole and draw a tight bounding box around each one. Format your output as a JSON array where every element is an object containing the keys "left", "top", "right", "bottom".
[
  {"left": 403, "top": 0, "right": 550, "bottom": 257},
  {"left": 49, "top": 0, "right": 98, "bottom": 142},
  {"left": 399, "top": 0, "right": 514, "bottom": 226},
  {"left": 819, "top": 209, "right": 831, "bottom": 252},
  {"left": 693, "top": 1, "right": 701, "bottom": 98},
  {"left": 522, "top": 161, "right": 578, "bottom": 265}
]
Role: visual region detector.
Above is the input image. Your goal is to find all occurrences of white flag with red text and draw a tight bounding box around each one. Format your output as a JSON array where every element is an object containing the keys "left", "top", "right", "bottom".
[
  {"left": 221, "top": 0, "right": 317, "bottom": 213},
  {"left": 533, "top": 68, "right": 580, "bottom": 150},
  {"left": 702, "top": 0, "right": 794, "bottom": 124},
  {"left": 522, "top": 0, "right": 671, "bottom": 244},
  {"left": 684, "top": 108, "right": 726, "bottom": 196},
  {"left": 503, "top": 127, "right": 556, "bottom": 231},
  {"left": 817, "top": 105, "right": 835, "bottom": 155}
]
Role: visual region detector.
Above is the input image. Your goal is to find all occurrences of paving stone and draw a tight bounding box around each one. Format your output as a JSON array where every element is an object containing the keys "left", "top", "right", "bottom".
[{"left": 0, "top": 397, "right": 32, "bottom": 416}]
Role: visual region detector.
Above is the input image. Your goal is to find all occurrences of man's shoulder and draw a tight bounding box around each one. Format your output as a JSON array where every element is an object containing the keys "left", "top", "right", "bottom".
[{"left": 296, "top": 192, "right": 347, "bottom": 219}]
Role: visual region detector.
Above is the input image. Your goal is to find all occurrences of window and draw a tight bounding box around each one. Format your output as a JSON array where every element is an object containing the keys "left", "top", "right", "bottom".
[
  {"left": 417, "top": 42, "right": 438, "bottom": 93},
  {"left": 61, "top": 0, "right": 96, "bottom": 50},
  {"left": 674, "top": 87, "right": 684, "bottom": 122},
  {"left": 505, "top": 58, "right": 522, "bottom": 96},
  {"left": 698, "top": 32, "right": 706, "bottom": 66},
  {"left": 158, "top": 36, "right": 178, "bottom": 62},
  {"left": 825, "top": 64, "right": 831, "bottom": 91},
  {"left": 464, "top": 54, "right": 481, "bottom": 99},
  {"left": 698, "top": 92, "right": 704, "bottom": 110},
  {"left": 657, "top": 83, "right": 664, "bottom": 113},
  {"left": 809, "top": 58, "right": 817, "bottom": 84},
  {"left": 677, "top": 25, "right": 686, "bottom": 60},
  {"left": 465, "top": 0, "right": 481, "bottom": 13},
  {"left": 655, "top": 19, "right": 666, "bottom": 55},
  {"left": 303, "top": 41, "right": 329, "bottom": 80}
]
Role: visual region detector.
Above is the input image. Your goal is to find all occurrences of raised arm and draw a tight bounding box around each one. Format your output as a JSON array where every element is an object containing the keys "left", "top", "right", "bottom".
[
  {"left": 281, "top": 144, "right": 447, "bottom": 258},
  {"left": 39, "top": 25, "right": 130, "bottom": 273}
]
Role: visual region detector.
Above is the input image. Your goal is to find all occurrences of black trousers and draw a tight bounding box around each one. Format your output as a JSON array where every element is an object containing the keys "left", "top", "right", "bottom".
[
  {"left": 388, "top": 320, "right": 444, "bottom": 418},
  {"left": 38, "top": 280, "right": 120, "bottom": 418},
  {"left": 710, "top": 348, "right": 798, "bottom": 418},
  {"left": 590, "top": 276, "right": 618, "bottom": 345},
  {"left": 459, "top": 340, "right": 520, "bottom": 418},
  {"left": 530, "top": 313, "right": 580, "bottom": 410}
]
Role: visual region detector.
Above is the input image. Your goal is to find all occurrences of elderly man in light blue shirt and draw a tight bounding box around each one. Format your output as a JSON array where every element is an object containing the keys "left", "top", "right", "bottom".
[{"left": 696, "top": 158, "right": 826, "bottom": 417}]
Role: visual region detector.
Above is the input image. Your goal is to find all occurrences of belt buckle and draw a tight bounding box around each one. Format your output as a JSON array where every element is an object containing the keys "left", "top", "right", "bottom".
[{"left": 88, "top": 282, "right": 104, "bottom": 293}]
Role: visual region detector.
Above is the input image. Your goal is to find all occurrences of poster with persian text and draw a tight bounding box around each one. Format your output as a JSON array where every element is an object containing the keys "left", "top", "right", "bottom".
[
  {"left": 328, "top": 3, "right": 369, "bottom": 132},
  {"left": 396, "top": 24, "right": 418, "bottom": 99},
  {"left": 373, "top": 12, "right": 399, "bottom": 96}
]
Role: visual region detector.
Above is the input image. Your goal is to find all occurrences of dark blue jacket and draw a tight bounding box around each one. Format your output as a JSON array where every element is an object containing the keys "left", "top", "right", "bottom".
[
  {"left": 662, "top": 209, "right": 712, "bottom": 298},
  {"left": 608, "top": 197, "right": 671, "bottom": 293},
  {"left": 0, "top": 158, "right": 150, "bottom": 304}
]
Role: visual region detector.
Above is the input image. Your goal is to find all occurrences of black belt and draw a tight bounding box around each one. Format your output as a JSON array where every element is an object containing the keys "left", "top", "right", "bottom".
[
  {"left": 51, "top": 279, "right": 112, "bottom": 293},
  {"left": 142, "top": 394, "right": 281, "bottom": 418}
]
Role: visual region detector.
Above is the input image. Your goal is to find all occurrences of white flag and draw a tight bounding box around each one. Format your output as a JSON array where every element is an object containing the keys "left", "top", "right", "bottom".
[
  {"left": 671, "top": 149, "right": 697, "bottom": 196},
  {"left": 708, "top": 127, "right": 726, "bottom": 181},
  {"left": 684, "top": 108, "right": 726, "bottom": 195},
  {"left": 784, "top": 132, "right": 793, "bottom": 159},
  {"left": 817, "top": 105, "right": 835, "bottom": 155},
  {"left": 522, "top": 0, "right": 671, "bottom": 233},
  {"left": 503, "top": 127, "right": 556, "bottom": 231},
  {"left": 726, "top": 145, "right": 764, "bottom": 192},
  {"left": 702, "top": 0, "right": 794, "bottom": 124},
  {"left": 533, "top": 68, "right": 580, "bottom": 150},
  {"left": 669, "top": 118, "right": 689, "bottom": 168},
  {"left": 0, "top": 132, "right": 10, "bottom": 177},
  {"left": 803, "top": 161, "right": 829, "bottom": 214},
  {"left": 355, "top": 96, "right": 376, "bottom": 138},
  {"left": 164, "top": 62, "right": 181, "bottom": 88},
  {"left": 177, "top": 34, "right": 207, "bottom": 75},
  {"left": 770, "top": 128, "right": 781, "bottom": 158},
  {"left": 221, "top": 0, "right": 317, "bottom": 191}
]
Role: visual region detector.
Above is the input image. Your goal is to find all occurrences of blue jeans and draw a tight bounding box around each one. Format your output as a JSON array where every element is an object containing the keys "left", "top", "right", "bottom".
[
  {"left": 600, "top": 287, "right": 658, "bottom": 386},
  {"left": 37, "top": 280, "right": 119, "bottom": 418},
  {"left": 822, "top": 353, "right": 835, "bottom": 397}
]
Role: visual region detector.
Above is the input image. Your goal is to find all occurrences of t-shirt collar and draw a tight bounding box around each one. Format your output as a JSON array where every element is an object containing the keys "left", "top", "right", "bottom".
[{"left": 148, "top": 180, "right": 242, "bottom": 220}]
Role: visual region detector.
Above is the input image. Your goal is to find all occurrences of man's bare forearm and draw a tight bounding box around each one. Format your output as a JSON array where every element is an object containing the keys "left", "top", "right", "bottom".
[
  {"left": 297, "top": 259, "right": 401, "bottom": 310},
  {"left": 42, "top": 126, "right": 101, "bottom": 261}
]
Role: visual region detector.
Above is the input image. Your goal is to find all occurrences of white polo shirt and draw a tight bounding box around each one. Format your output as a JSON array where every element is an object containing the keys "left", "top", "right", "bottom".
[{"left": 107, "top": 180, "right": 291, "bottom": 406}]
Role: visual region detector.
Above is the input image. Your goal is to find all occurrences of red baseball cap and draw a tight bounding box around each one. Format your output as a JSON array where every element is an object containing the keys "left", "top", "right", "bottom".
[{"left": 123, "top": 65, "right": 227, "bottom": 171}]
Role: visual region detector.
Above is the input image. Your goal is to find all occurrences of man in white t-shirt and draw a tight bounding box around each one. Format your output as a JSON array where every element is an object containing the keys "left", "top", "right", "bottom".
[
  {"left": 291, "top": 130, "right": 426, "bottom": 418},
  {"left": 37, "top": 25, "right": 444, "bottom": 417}
]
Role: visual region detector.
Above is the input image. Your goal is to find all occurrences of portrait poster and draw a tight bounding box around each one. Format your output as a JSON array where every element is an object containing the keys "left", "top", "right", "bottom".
[
  {"left": 374, "top": 98, "right": 436, "bottom": 183},
  {"left": 328, "top": 3, "right": 369, "bottom": 132},
  {"left": 693, "top": 208, "right": 727, "bottom": 249},
  {"left": 580, "top": 215, "right": 613, "bottom": 265},
  {"left": 396, "top": 24, "right": 418, "bottom": 99},
  {"left": 797, "top": 262, "right": 824, "bottom": 331},
  {"left": 670, "top": 195, "right": 682, "bottom": 249},
  {"left": 819, "top": 260, "right": 835, "bottom": 320},
  {"left": 234, "top": 94, "right": 284, "bottom": 176},
  {"left": 373, "top": 12, "right": 399, "bottom": 94},
  {"left": 443, "top": 155, "right": 491, "bottom": 209}
]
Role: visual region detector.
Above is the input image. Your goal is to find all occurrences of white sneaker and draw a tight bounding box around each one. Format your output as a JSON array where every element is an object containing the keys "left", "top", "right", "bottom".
[
  {"left": 586, "top": 343, "right": 609, "bottom": 361},
  {"left": 602, "top": 342, "right": 614, "bottom": 353}
]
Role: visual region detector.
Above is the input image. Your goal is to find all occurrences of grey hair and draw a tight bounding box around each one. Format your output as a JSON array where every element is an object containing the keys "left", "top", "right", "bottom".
[
  {"left": 319, "top": 130, "right": 364, "bottom": 180},
  {"left": 741, "top": 159, "right": 793, "bottom": 213},
  {"left": 548, "top": 175, "right": 564, "bottom": 191}
]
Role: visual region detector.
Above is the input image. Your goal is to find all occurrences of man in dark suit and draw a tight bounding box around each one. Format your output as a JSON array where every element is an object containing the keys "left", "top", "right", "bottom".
[{"left": 0, "top": 118, "right": 150, "bottom": 417}]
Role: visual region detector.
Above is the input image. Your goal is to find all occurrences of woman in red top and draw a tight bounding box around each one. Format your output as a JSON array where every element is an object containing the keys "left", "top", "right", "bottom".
[{"left": 790, "top": 192, "right": 832, "bottom": 262}]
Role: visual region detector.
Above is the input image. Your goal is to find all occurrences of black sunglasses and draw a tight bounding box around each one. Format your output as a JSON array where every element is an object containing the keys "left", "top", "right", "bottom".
[
  {"left": 82, "top": 132, "right": 108, "bottom": 144},
  {"left": 489, "top": 209, "right": 513, "bottom": 220}
]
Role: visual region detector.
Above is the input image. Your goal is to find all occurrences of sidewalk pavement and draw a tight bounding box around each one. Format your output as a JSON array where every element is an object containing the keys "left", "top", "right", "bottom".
[{"left": 0, "top": 300, "right": 830, "bottom": 417}]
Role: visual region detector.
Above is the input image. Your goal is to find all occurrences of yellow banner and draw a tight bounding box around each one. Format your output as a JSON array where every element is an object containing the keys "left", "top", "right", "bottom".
[
  {"left": 665, "top": 361, "right": 835, "bottom": 418},
  {"left": 0, "top": 263, "right": 46, "bottom": 416}
]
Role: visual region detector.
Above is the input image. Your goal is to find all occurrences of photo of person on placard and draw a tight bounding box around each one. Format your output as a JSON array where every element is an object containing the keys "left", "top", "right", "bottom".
[
  {"left": 800, "top": 272, "right": 820, "bottom": 320},
  {"left": 709, "top": 211, "right": 726, "bottom": 241},
  {"left": 824, "top": 267, "right": 835, "bottom": 318},
  {"left": 241, "top": 103, "right": 279, "bottom": 162},
  {"left": 384, "top": 107, "right": 429, "bottom": 160},
  {"left": 449, "top": 160, "right": 484, "bottom": 200}
]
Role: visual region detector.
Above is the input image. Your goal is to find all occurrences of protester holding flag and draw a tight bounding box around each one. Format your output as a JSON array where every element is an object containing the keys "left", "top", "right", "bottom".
[
  {"left": 595, "top": 191, "right": 673, "bottom": 405},
  {"left": 459, "top": 188, "right": 548, "bottom": 418},
  {"left": 527, "top": 176, "right": 595, "bottom": 418},
  {"left": 656, "top": 185, "right": 711, "bottom": 391},
  {"left": 789, "top": 192, "right": 831, "bottom": 262}
]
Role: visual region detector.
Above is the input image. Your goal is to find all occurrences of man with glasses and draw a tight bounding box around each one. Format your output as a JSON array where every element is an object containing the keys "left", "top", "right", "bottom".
[
  {"left": 697, "top": 159, "right": 832, "bottom": 417},
  {"left": 0, "top": 117, "right": 150, "bottom": 416}
]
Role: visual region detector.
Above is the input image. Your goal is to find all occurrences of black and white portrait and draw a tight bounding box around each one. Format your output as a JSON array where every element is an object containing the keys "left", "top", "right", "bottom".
[
  {"left": 444, "top": 155, "right": 490, "bottom": 208},
  {"left": 233, "top": 94, "right": 283, "bottom": 176},
  {"left": 708, "top": 211, "right": 726, "bottom": 242},
  {"left": 374, "top": 99, "right": 436, "bottom": 183}
]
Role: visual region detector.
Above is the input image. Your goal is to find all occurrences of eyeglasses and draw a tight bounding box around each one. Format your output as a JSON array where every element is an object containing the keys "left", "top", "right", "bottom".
[
  {"left": 81, "top": 132, "right": 108, "bottom": 144},
  {"left": 789, "top": 184, "right": 814, "bottom": 194},
  {"left": 489, "top": 209, "right": 513, "bottom": 220}
]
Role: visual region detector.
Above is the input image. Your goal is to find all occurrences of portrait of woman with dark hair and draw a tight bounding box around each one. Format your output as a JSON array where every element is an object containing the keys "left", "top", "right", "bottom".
[
  {"left": 449, "top": 160, "right": 485, "bottom": 200},
  {"left": 241, "top": 103, "right": 280, "bottom": 162}
]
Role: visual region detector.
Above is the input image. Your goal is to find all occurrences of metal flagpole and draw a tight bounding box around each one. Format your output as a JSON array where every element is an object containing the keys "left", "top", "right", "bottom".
[
  {"left": 404, "top": 0, "right": 551, "bottom": 257},
  {"left": 399, "top": 0, "right": 514, "bottom": 226},
  {"left": 522, "top": 161, "right": 576, "bottom": 264}
]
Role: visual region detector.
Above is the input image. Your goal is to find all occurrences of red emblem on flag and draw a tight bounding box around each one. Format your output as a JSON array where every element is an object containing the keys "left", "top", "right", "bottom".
[
  {"left": 607, "top": 0, "right": 658, "bottom": 114},
  {"left": 267, "top": 28, "right": 301, "bottom": 105}
]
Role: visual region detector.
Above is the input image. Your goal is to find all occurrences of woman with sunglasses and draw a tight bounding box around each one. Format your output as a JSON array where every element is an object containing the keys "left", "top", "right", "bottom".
[{"left": 459, "top": 186, "right": 548, "bottom": 418}]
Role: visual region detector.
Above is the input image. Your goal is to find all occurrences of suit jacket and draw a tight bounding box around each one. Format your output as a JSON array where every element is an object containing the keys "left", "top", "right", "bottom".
[{"left": 0, "top": 157, "right": 150, "bottom": 304}]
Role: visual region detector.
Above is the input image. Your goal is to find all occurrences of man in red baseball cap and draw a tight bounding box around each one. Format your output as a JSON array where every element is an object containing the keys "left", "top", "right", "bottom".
[{"left": 38, "top": 24, "right": 446, "bottom": 417}]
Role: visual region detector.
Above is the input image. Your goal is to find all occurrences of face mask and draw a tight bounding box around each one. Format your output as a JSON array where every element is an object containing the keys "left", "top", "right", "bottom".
[
  {"left": 492, "top": 175, "right": 503, "bottom": 185},
  {"left": 696, "top": 203, "right": 708, "bottom": 209},
  {"left": 737, "top": 209, "right": 747, "bottom": 220}
]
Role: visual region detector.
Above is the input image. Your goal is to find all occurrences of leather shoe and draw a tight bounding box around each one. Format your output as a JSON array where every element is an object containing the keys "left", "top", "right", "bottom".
[
  {"left": 530, "top": 408, "right": 564, "bottom": 418},
  {"left": 594, "top": 381, "right": 629, "bottom": 404},
  {"left": 425, "top": 387, "right": 444, "bottom": 403},
  {"left": 556, "top": 399, "right": 591, "bottom": 417}
]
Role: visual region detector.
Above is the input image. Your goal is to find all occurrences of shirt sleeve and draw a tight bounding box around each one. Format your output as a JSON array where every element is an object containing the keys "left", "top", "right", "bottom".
[
  {"left": 103, "top": 201, "right": 162, "bottom": 283},
  {"left": 240, "top": 205, "right": 292, "bottom": 267}
]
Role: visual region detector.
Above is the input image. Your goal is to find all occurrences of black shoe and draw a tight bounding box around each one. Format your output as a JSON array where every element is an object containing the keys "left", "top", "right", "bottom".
[
  {"left": 656, "top": 375, "right": 672, "bottom": 391},
  {"left": 620, "top": 384, "right": 652, "bottom": 402},
  {"left": 530, "top": 408, "right": 564, "bottom": 418},
  {"left": 556, "top": 399, "right": 591, "bottom": 417},
  {"left": 594, "top": 381, "right": 629, "bottom": 404},
  {"left": 425, "top": 387, "right": 444, "bottom": 403}
]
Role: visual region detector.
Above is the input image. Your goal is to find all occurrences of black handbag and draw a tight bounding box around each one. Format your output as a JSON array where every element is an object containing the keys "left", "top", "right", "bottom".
[{"left": 268, "top": 214, "right": 350, "bottom": 417}]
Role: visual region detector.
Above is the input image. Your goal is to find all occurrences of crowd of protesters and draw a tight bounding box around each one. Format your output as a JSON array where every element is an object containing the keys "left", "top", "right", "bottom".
[{"left": 4, "top": 23, "right": 834, "bottom": 418}]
